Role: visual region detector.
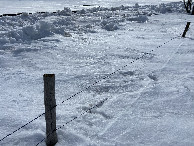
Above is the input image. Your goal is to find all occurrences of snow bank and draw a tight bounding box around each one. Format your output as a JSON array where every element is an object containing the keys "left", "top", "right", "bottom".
[
  {"left": 8, "top": 19, "right": 73, "bottom": 42},
  {"left": 151, "top": 2, "right": 185, "bottom": 13},
  {"left": 0, "top": 1, "right": 185, "bottom": 46},
  {"left": 58, "top": 7, "right": 72, "bottom": 16}
]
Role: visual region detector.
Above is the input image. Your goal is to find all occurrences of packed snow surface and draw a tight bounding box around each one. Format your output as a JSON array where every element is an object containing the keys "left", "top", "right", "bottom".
[{"left": 0, "top": 0, "right": 194, "bottom": 146}]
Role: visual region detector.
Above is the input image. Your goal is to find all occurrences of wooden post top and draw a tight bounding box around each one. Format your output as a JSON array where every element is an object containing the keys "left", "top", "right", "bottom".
[{"left": 43, "top": 74, "right": 55, "bottom": 77}]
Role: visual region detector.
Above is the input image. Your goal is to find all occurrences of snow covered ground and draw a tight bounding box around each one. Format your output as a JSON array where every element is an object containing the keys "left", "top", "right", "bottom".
[
  {"left": 0, "top": 0, "right": 194, "bottom": 146},
  {"left": 0, "top": 0, "right": 181, "bottom": 14}
]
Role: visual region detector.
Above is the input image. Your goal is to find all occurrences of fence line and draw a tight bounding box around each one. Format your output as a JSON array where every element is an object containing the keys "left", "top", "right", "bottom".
[
  {"left": 36, "top": 98, "right": 108, "bottom": 146},
  {"left": 0, "top": 30, "right": 185, "bottom": 143},
  {"left": 36, "top": 36, "right": 185, "bottom": 146},
  {"left": 0, "top": 113, "right": 45, "bottom": 142}
]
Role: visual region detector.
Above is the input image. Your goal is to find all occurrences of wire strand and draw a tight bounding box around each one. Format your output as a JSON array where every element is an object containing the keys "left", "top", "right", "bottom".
[
  {"left": 36, "top": 98, "right": 108, "bottom": 146},
  {"left": 0, "top": 31, "right": 183, "bottom": 143}
]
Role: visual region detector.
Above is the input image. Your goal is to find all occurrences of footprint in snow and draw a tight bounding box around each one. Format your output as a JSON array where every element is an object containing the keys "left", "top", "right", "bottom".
[{"left": 81, "top": 98, "right": 112, "bottom": 119}]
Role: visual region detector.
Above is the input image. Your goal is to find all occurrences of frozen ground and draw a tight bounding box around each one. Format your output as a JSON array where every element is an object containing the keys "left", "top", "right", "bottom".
[{"left": 0, "top": 1, "right": 194, "bottom": 146}]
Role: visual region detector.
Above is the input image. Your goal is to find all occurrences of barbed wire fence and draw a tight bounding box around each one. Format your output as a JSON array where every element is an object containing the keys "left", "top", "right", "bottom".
[
  {"left": 36, "top": 98, "right": 108, "bottom": 146},
  {"left": 36, "top": 32, "right": 184, "bottom": 146},
  {"left": 0, "top": 22, "right": 190, "bottom": 146}
]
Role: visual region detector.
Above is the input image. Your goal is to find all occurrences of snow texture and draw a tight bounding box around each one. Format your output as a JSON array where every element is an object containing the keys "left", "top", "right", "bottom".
[{"left": 0, "top": 0, "right": 194, "bottom": 146}]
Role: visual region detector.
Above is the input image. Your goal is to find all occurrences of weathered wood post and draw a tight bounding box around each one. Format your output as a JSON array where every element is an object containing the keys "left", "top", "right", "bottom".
[
  {"left": 43, "top": 74, "right": 58, "bottom": 146},
  {"left": 182, "top": 22, "right": 191, "bottom": 37}
]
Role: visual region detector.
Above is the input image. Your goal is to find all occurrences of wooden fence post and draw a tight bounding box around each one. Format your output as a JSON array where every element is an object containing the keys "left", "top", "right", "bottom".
[
  {"left": 43, "top": 74, "right": 58, "bottom": 146},
  {"left": 192, "top": 6, "right": 194, "bottom": 15},
  {"left": 182, "top": 22, "right": 191, "bottom": 37}
]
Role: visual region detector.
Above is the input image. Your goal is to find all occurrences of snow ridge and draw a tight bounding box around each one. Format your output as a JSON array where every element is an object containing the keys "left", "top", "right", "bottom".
[{"left": 0, "top": 2, "right": 185, "bottom": 47}]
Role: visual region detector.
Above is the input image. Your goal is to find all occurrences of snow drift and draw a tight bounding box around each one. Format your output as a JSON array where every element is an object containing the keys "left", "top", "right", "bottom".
[{"left": 0, "top": 2, "right": 186, "bottom": 46}]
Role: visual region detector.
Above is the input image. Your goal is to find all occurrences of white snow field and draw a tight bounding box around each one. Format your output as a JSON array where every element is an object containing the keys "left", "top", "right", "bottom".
[
  {"left": 0, "top": 0, "right": 181, "bottom": 14},
  {"left": 0, "top": 0, "right": 194, "bottom": 146}
]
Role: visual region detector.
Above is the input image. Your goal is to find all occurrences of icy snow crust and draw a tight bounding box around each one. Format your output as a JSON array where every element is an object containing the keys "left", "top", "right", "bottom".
[{"left": 0, "top": 1, "right": 194, "bottom": 146}]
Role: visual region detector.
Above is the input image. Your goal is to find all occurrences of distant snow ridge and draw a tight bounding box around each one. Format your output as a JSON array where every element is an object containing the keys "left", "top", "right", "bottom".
[{"left": 0, "top": 2, "right": 185, "bottom": 46}]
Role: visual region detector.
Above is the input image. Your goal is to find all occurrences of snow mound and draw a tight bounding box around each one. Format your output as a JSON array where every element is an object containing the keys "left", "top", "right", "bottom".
[
  {"left": 10, "top": 21, "right": 53, "bottom": 41},
  {"left": 58, "top": 7, "right": 72, "bottom": 16},
  {"left": 7, "top": 20, "right": 72, "bottom": 42},
  {"left": 152, "top": 2, "right": 185, "bottom": 13},
  {"left": 0, "top": 1, "right": 185, "bottom": 46},
  {"left": 101, "top": 20, "right": 119, "bottom": 31}
]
